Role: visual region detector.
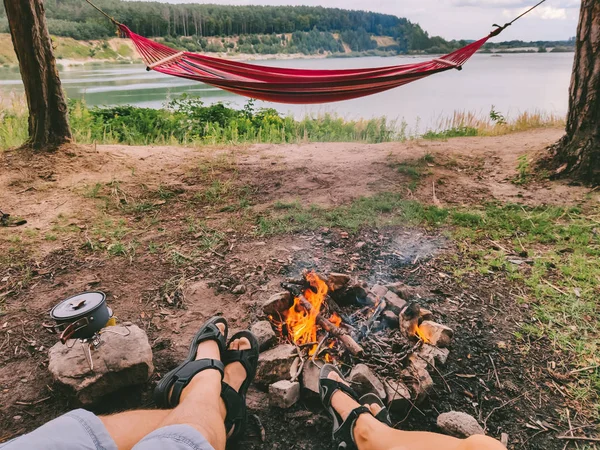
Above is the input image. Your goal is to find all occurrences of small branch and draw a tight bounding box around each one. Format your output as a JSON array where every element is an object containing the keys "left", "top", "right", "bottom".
[
  {"left": 488, "top": 355, "right": 502, "bottom": 388},
  {"left": 556, "top": 436, "right": 600, "bottom": 443},
  {"left": 298, "top": 295, "right": 363, "bottom": 356},
  {"left": 542, "top": 279, "right": 569, "bottom": 296}
]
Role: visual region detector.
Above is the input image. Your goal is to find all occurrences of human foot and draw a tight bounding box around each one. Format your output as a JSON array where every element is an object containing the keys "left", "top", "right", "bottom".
[
  {"left": 320, "top": 365, "right": 386, "bottom": 449},
  {"left": 177, "top": 322, "right": 227, "bottom": 400},
  {"left": 223, "top": 335, "right": 251, "bottom": 397},
  {"left": 220, "top": 330, "right": 260, "bottom": 441},
  {"left": 153, "top": 316, "right": 228, "bottom": 408}
]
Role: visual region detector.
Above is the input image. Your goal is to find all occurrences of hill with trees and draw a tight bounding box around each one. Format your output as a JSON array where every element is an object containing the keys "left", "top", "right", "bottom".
[{"left": 0, "top": 0, "right": 466, "bottom": 55}]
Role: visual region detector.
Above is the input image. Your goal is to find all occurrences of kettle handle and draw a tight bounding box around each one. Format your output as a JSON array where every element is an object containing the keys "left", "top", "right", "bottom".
[{"left": 58, "top": 318, "right": 90, "bottom": 344}]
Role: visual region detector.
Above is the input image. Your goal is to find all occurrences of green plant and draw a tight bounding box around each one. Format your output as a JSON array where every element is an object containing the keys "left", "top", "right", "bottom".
[
  {"left": 513, "top": 154, "right": 531, "bottom": 185},
  {"left": 490, "top": 105, "right": 507, "bottom": 125}
]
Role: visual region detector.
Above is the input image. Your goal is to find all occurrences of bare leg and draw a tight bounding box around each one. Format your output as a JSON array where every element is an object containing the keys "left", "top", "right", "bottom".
[
  {"left": 156, "top": 322, "right": 228, "bottom": 450},
  {"left": 100, "top": 322, "right": 229, "bottom": 450},
  {"left": 327, "top": 372, "right": 506, "bottom": 450},
  {"left": 156, "top": 328, "right": 252, "bottom": 448}
]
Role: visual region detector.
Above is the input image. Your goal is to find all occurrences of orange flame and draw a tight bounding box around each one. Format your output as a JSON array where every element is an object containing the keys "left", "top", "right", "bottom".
[
  {"left": 415, "top": 325, "right": 430, "bottom": 343},
  {"left": 329, "top": 312, "right": 342, "bottom": 328},
  {"left": 284, "top": 272, "right": 328, "bottom": 355}
]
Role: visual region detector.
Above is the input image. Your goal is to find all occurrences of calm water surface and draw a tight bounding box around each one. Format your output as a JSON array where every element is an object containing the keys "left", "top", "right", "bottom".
[{"left": 0, "top": 53, "right": 573, "bottom": 127}]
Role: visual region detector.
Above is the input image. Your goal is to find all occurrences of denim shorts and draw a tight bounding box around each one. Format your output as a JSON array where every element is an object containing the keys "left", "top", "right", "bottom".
[{"left": 0, "top": 409, "right": 215, "bottom": 450}]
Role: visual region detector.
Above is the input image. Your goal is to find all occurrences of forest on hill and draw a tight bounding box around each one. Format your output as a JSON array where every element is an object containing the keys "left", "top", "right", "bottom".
[{"left": 0, "top": 0, "right": 464, "bottom": 54}]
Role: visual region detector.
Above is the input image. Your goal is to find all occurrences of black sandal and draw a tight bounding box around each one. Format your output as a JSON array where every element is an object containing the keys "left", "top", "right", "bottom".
[
  {"left": 359, "top": 393, "right": 392, "bottom": 427},
  {"left": 154, "top": 316, "right": 228, "bottom": 408},
  {"left": 220, "top": 330, "right": 260, "bottom": 442},
  {"left": 319, "top": 364, "right": 375, "bottom": 449}
]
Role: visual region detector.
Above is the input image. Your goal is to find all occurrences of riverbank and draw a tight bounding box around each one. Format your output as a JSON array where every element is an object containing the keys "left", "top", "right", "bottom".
[
  {"left": 0, "top": 98, "right": 565, "bottom": 150},
  {"left": 0, "top": 33, "right": 400, "bottom": 68},
  {"left": 0, "top": 33, "right": 574, "bottom": 69},
  {"left": 1, "top": 129, "right": 598, "bottom": 448}
]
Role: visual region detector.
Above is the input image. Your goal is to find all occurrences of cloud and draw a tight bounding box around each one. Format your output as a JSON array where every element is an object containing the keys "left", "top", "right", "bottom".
[
  {"left": 455, "top": 0, "right": 579, "bottom": 7},
  {"left": 502, "top": 5, "right": 568, "bottom": 20}
]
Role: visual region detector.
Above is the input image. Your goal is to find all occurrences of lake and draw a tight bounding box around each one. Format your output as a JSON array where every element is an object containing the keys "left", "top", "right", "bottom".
[{"left": 0, "top": 53, "right": 574, "bottom": 128}]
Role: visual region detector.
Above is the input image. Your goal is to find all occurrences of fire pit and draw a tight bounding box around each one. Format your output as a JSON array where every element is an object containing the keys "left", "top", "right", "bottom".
[{"left": 254, "top": 270, "right": 454, "bottom": 412}]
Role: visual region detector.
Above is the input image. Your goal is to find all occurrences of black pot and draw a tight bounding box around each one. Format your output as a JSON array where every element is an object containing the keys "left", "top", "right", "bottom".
[{"left": 47, "top": 292, "right": 112, "bottom": 344}]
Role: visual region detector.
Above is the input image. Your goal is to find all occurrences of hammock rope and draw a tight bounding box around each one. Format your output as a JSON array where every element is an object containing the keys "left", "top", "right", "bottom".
[{"left": 84, "top": 0, "right": 548, "bottom": 104}]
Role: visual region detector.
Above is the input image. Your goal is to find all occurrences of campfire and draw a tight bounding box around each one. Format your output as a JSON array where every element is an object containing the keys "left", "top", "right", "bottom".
[{"left": 256, "top": 270, "right": 455, "bottom": 411}]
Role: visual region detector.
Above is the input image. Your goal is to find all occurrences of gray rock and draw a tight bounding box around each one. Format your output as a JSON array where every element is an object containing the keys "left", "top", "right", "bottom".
[
  {"left": 301, "top": 360, "right": 321, "bottom": 394},
  {"left": 419, "top": 321, "right": 454, "bottom": 348},
  {"left": 384, "top": 380, "right": 411, "bottom": 413},
  {"left": 437, "top": 411, "right": 485, "bottom": 438},
  {"left": 382, "top": 310, "right": 399, "bottom": 328},
  {"left": 370, "top": 284, "right": 389, "bottom": 299},
  {"left": 251, "top": 321, "right": 277, "bottom": 351},
  {"left": 263, "top": 292, "right": 293, "bottom": 316},
  {"left": 384, "top": 291, "right": 407, "bottom": 314},
  {"left": 327, "top": 273, "right": 351, "bottom": 292},
  {"left": 48, "top": 325, "right": 153, "bottom": 405},
  {"left": 255, "top": 344, "right": 296, "bottom": 387},
  {"left": 349, "top": 364, "right": 386, "bottom": 399},
  {"left": 418, "top": 344, "right": 450, "bottom": 366},
  {"left": 402, "top": 354, "right": 434, "bottom": 404},
  {"left": 232, "top": 284, "right": 247, "bottom": 295},
  {"left": 385, "top": 282, "right": 428, "bottom": 300},
  {"left": 269, "top": 380, "right": 301, "bottom": 409}
]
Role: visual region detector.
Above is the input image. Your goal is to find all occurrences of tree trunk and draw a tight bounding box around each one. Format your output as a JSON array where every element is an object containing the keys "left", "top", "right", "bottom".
[
  {"left": 3, "top": 0, "right": 72, "bottom": 150},
  {"left": 546, "top": 0, "right": 600, "bottom": 184}
]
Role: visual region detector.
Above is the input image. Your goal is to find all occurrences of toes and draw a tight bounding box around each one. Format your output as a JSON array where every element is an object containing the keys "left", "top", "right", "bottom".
[
  {"left": 216, "top": 322, "right": 226, "bottom": 334},
  {"left": 369, "top": 403, "right": 382, "bottom": 415},
  {"left": 229, "top": 338, "right": 240, "bottom": 351},
  {"left": 328, "top": 371, "right": 350, "bottom": 387},
  {"left": 328, "top": 372, "right": 341, "bottom": 382},
  {"left": 238, "top": 337, "right": 251, "bottom": 350}
]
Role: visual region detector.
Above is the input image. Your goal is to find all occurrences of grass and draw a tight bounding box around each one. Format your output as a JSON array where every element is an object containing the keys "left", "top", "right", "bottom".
[
  {"left": 256, "top": 192, "right": 449, "bottom": 235},
  {"left": 1, "top": 95, "right": 565, "bottom": 151},
  {"left": 422, "top": 110, "right": 565, "bottom": 140},
  {"left": 254, "top": 195, "right": 600, "bottom": 413}
]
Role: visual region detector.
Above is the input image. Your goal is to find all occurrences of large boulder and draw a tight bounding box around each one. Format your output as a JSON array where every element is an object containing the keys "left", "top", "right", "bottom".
[{"left": 48, "top": 325, "right": 153, "bottom": 405}]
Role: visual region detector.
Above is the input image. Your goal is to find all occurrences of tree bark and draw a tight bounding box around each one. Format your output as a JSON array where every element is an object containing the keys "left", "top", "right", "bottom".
[
  {"left": 3, "top": 0, "right": 72, "bottom": 150},
  {"left": 546, "top": 0, "right": 600, "bottom": 184}
]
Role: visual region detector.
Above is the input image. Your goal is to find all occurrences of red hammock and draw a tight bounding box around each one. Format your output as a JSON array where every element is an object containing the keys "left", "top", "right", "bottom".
[{"left": 121, "top": 23, "right": 497, "bottom": 105}]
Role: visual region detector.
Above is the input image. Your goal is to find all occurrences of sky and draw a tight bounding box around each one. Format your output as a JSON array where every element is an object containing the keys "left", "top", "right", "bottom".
[{"left": 152, "top": 0, "right": 581, "bottom": 41}]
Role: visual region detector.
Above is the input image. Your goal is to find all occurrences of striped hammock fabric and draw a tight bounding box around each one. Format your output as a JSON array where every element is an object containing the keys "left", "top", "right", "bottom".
[{"left": 121, "top": 24, "right": 493, "bottom": 105}]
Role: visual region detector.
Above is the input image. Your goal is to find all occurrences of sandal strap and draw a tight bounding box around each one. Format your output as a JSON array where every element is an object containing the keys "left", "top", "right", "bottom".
[
  {"left": 169, "top": 359, "right": 225, "bottom": 407},
  {"left": 320, "top": 377, "right": 360, "bottom": 409},
  {"left": 221, "top": 382, "right": 246, "bottom": 440},
  {"left": 375, "top": 409, "right": 392, "bottom": 426},
  {"left": 334, "top": 406, "right": 372, "bottom": 448},
  {"left": 222, "top": 349, "right": 258, "bottom": 380},
  {"left": 196, "top": 322, "right": 227, "bottom": 355}
]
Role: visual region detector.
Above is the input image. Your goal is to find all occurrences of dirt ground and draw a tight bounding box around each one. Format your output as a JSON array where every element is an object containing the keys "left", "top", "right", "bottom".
[{"left": 1, "top": 128, "right": 598, "bottom": 449}]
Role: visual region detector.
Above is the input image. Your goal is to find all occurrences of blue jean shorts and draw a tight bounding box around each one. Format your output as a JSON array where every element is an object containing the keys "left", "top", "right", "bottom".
[{"left": 0, "top": 409, "right": 215, "bottom": 450}]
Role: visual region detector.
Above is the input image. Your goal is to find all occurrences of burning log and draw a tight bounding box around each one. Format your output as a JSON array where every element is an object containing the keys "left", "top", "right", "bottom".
[
  {"left": 297, "top": 295, "right": 364, "bottom": 356},
  {"left": 400, "top": 303, "right": 421, "bottom": 339}
]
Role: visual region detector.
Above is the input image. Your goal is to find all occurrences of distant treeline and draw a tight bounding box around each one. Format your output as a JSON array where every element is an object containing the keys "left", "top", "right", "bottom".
[
  {"left": 0, "top": 0, "right": 467, "bottom": 54},
  {"left": 482, "top": 39, "right": 575, "bottom": 53},
  {"left": 0, "top": 1, "right": 573, "bottom": 56}
]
